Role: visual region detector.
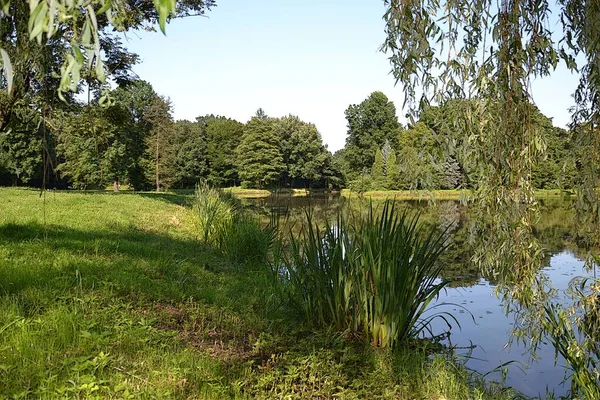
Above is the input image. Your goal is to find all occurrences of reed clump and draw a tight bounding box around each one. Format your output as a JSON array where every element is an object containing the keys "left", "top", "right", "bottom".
[
  {"left": 192, "top": 182, "right": 238, "bottom": 245},
  {"left": 278, "top": 200, "right": 452, "bottom": 348},
  {"left": 192, "top": 183, "right": 276, "bottom": 268}
]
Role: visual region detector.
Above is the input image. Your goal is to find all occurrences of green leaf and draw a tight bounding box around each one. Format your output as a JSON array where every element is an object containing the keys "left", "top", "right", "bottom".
[
  {"left": 0, "top": 0, "right": 10, "bottom": 16},
  {"left": 0, "top": 48, "right": 13, "bottom": 93},
  {"left": 154, "top": 0, "right": 176, "bottom": 34},
  {"left": 97, "top": 0, "right": 112, "bottom": 15}
]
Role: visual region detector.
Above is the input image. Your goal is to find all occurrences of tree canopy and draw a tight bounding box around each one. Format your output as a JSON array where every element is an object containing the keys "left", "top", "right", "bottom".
[
  {"left": 0, "top": 1, "right": 215, "bottom": 100},
  {"left": 343, "top": 91, "right": 401, "bottom": 180}
]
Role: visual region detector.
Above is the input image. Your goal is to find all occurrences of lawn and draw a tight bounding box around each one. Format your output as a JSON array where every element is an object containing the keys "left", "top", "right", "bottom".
[
  {"left": 0, "top": 188, "right": 518, "bottom": 399},
  {"left": 341, "top": 188, "right": 576, "bottom": 201}
]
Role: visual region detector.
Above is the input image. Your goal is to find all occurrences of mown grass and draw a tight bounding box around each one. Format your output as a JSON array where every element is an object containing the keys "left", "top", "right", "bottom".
[
  {"left": 222, "top": 187, "right": 332, "bottom": 198},
  {"left": 0, "top": 188, "right": 520, "bottom": 399},
  {"left": 341, "top": 188, "right": 576, "bottom": 201}
]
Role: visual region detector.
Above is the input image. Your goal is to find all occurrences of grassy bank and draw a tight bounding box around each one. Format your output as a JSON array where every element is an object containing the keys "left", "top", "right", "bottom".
[
  {"left": 341, "top": 188, "right": 576, "bottom": 201},
  {"left": 222, "top": 187, "right": 329, "bottom": 198},
  {"left": 0, "top": 188, "right": 518, "bottom": 399}
]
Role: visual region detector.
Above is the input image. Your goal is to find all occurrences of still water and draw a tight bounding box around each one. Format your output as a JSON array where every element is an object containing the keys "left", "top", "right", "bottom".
[{"left": 243, "top": 195, "right": 593, "bottom": 398}]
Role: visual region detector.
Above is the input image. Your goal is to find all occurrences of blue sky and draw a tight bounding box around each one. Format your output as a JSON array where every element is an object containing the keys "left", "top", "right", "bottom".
[{"left": 121, "top": 0, "right": 580, "bottom": 152}]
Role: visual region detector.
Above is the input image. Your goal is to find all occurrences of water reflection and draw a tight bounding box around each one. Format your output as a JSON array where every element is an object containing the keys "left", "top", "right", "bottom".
[
  {"left": 429, "top": 252, "right": 592, "bottom": 398},
  {"left": 243, "top": 195, "right": 591, "bottom": 398}
]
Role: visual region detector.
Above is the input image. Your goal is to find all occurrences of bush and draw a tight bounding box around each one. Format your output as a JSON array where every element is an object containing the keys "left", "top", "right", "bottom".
[{"left": 192, "top": 182, "right": 277, "bottom": 268}]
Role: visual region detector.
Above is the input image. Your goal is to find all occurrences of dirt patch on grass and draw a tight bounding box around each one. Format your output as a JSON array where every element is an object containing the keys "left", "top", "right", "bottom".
[{"left": 147, "top": 303, "right": 264, "bottom": 363}]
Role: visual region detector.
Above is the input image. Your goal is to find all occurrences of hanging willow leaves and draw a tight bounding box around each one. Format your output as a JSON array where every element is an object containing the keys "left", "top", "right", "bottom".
[
  {"left": 0, "top": 48, "right": 11, "bottom": 92},
  {"left": 382, "top": 0, "right": 599, "bottom": 393},
  {"left": 0, "top": 0, "right": 198, "bottom": 98}
]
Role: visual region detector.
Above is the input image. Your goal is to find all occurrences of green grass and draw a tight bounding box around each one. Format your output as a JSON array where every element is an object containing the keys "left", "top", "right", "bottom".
[
  {"left": 341, "top": 188, "right": 576, "bottom": 201},
  {"left": 0, "top": 188, "right": 520, "bottom": 399}
]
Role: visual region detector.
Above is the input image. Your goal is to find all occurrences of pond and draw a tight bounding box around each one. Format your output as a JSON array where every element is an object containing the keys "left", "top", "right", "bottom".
[{"left": 242, "top": 194, "right": 594, "bottom": 398}]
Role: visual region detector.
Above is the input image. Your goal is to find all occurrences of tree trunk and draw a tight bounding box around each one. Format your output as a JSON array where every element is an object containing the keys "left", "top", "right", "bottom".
[{"left": 155, "top": 131, "right": 160, "bottom": 192}]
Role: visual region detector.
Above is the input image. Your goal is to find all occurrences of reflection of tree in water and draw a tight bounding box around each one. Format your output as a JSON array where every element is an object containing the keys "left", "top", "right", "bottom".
[
  {"left": 244, "top": 196, "right": 586, "bottom": 287},
  {"left": 241, "top": 195, "right": 347, "bottom": 240},
  {"left": 437, "top": 201, "right": 461, "bottom": 233}
]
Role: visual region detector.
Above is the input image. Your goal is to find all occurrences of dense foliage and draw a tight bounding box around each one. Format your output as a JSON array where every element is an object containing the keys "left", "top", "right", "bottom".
[
  {"left": 337, "top": 93, "right": 576, "bottom": 192},
  {"left": 0, "top": 89, "right": 340, "bottom": 189}
]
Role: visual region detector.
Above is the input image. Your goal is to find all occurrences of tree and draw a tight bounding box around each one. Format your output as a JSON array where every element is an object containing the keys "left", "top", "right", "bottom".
[
  {"left": 143, "top": 95, "right": 174, "bottom": 191},
  {"left": 381, "top": 140, "right": 393, "bottom": 177},
  {"left": 440, "top": 157, "right": 462, "bottom": 190},
  {"left": 55, "top": 107, "right": 130, "bottom": 190},
  {"left": 397, "top": 122, "right": 440, "bottom": 189},
  {"left": 274, "top": 115, "right": 331, "bottom": 188},
  {"left": 386, "top": 149, "right": 399, "bottom": 190},
  {"left": 343, "top": 91, "right": 400, "bottom": 180},
  {"left": 108, "top": 80, "right": 157, "bottom": 190},
  {"left": 370, "top": 149, "right": 385, "bottom": 189},
  {"left": 255, "top": 108, "right": 268, "bottom": 120},
  {"left": 419, "top": 101, "right": 475, "bottom": 187},
  {"left": 205, "top": 116, "right": 244, "bottom": 187},
  {"left": 237, "top": 117, "right": 284, "bottom": 188},
  {"left": 532, "top": 119, "right": 577, "bottom": 190},
  {"left": 170, "top": 120, "right": 208, "bottom": 188},
  {"left": 0, "top": 124, "right": 43, "bottom": 185}
]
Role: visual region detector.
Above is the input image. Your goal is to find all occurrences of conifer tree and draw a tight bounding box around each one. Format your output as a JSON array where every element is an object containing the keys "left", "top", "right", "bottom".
[
  {"left": 386, "top": 149, "right": 399, "bottom": 190},
  {"left": 237, "top": 117, "right": 284, "bottom": 188},
  {"left": 371, "top": 149, "right": 385, "bottom": 189}
]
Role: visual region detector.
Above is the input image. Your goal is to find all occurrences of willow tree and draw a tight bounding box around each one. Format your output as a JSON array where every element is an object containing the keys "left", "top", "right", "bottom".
[
  {"left": 0, "top": 1, "right": 215, "bottom": 127},
  {"left": 0, "top": 1, "right": 214, "bottom": 189},
  {"left": 382, "top": 1, "right": 599, "bottom": 394}
]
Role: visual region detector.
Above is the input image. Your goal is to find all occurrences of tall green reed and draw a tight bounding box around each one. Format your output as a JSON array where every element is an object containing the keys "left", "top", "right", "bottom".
[
  {"left": 192, "top": 182, "right": 237, "bottom": 245},
  {"left": 279, "top": 200, "right": 452, "bottom": 348},
  {"left": 192, "top": 182, "right": 277, "bottom": 268},
  {"left": 284, "top": 210, "right": 354, "bottom": 330},
  {"left": 352, "top": 201, "right": 450, "bottom": 347}
]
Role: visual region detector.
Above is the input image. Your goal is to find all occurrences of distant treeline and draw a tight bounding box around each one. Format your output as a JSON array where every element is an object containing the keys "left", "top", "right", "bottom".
[
  {"left": 0, "top": 84, "right": 576, "bottom": 191},
  {"left": 335, "top": 92, "right": 577, "bottom": 191},
  {"left": 0, "top": 81, "right": 341, "bottom": 190}
]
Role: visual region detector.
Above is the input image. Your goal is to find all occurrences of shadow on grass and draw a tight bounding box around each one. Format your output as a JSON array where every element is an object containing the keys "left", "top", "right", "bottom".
[
  {"left": 52, "top": 189, "right": 192, "bottom": 206},
  {"left": 136, "top": 192, "right": 192, "bottom": 206},
  {"left": 0, "top": 221, "right": 260, "bottom": 308}
]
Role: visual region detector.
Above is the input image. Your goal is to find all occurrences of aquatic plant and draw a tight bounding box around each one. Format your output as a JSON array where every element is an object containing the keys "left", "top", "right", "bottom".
[
  {"left": 280, "top": 200, "right": 453, "bottom": 347},
  {"left": 192, "top": 182, "right": 237, "bottom": 245},
  {"left": 353, "top": 201, "right": 451, "bottom": 347}
]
